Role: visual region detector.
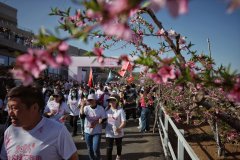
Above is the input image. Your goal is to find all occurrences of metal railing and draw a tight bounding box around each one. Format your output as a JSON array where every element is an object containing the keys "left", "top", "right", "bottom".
[{"left": 157, "top": 104, "right": 199, "bottom": 160}]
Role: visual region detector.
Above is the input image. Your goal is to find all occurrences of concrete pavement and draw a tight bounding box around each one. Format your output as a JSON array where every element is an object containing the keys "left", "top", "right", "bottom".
[{"left": 72, "top": 119, "right": 165, "bottom": 160}]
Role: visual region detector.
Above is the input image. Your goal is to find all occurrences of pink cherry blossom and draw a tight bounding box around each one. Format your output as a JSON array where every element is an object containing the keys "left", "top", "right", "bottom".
[
  {"left": 55, "top": 52, "right": 72, "bottom": 66},
  {"left": 55, "top": 42, "right": 72, "bottom": 66},
  {"left": 136, "top": 29, "right": 143, "bottom": 36},
  {"left": 185, "top": 61, "right": 195, "bottom": 69},
  {"left": 41, "top": 50, "right": 59, "bottom": 68},
  {"left": 175, "top": 85, "right": 184, "bottom": 92},
  {"left": 227, "top": 130, "right": 239, "bottom": 141},
  {"left": 16, "top": 49, "right": 48, "bottom": 78},
  {"left": 11, "top": 69, "right": 33, "bottom": 86},
  {"left": 129, "top": 8, "right": 139, "bottom": 17},
  {"left": 58, "top": 41, "right": 69, "bottom": 52},
  {"left": 168, "top": 29, "right": 178, "bottom": 39},
  {"left": 86, "top": 9, "right": 102, "bottom": 21},
  {"left": 173, "top": 113, "right": 182, "bottom": 123},
  {"left": 149, "top": 0, "right": 166, "bottom": 11},
  {"left": 102, "top": 22, "right": 134, "bottom": 41},
  {"left": 167, "top": 0, "right": 189, "bottom": 17},
  {"left": 179, "top": 36, "right": 186, "bottom": 44},
  {"left": 149, "top": 0, "right": 188, "bottom": 17},
  {"left": 228, "top": 77, "right": 240, "bottom": 102},
  {"left": 196, "top": 83, "right": 203, "bottom": 90},
  {"left": 11, "top": 41, "right": 73, "bottom": 86},
  {"left": 156, "top": 28, "right": 165, "bottom": 36},
  {"left": 93, "top": 47, "right": 104, "bottom": 57},
  {"left": 93, "top": 47, "right": 104, "bottom": 64},
  {"left": 131, "top": 33, "right": 143, "bottom": 45},
  {"left": 147, "top": 73, "right": 163, "bottom": 84},
  {"left": 69, "top": 10, "right": 81, "bottom": 22},
  {"left": 178, "top": 0, "right": 189, "bottom": 15},
  {"left": 214, "top": 78, "right": 223, "bottom": 84},
  {"left": 108, "top": 0, "right": 129, "bottom": 16},
  {"left": 227, "top": 0, "right": 240, "bottom": 13},
  {"left": 147, "top": 65, "right": 176, "bottom": 84},
  {"left": 157, "top": 65, "right": 176, "bottom": 83}
]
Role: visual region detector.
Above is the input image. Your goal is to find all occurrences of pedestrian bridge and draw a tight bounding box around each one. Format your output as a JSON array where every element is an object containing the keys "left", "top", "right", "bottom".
[{"left": 72, "top": 119, "right": 165, "bottom": 160}]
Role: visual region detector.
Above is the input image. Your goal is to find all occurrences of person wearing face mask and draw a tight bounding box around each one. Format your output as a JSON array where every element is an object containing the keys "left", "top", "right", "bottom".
[
  {"left": 80, "top": 94, "right": 107, "bottom": 160},
  {"left": 82, "top": 88, "right": 89, "bottom": 98},
  {"left": 67, "top": 88, "right": 81, "bottom": 136},
  {"left": 79, "top": 88, "right": 89, "bottom": 140},
  {"left": 44, "top": 91, "right": 70, "bottom": 123}
]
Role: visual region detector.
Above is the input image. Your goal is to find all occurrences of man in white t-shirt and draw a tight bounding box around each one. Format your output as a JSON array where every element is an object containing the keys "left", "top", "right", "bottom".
[{"left": 0, "top": 86, "right": 78, "bottom": 160}]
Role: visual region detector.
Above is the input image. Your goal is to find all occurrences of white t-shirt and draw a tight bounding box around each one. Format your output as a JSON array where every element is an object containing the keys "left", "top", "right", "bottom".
[
  {"left": 44, "top": 101, "right": 70, "bottom": 123},
  {"left": 105, "top": 107, "right": 126, "bottom": 138},
  {"left": 84, "top": 105, "right": 106, "bottom": 135},
  {"left": 67, "top": 97, "right": 80, "bottom": 116},
  {"left": 0, "top": 117, "right": 77, "bottom": 160},
  {"left": 96, "top": 89, "right": 104, "bottom": 99}
]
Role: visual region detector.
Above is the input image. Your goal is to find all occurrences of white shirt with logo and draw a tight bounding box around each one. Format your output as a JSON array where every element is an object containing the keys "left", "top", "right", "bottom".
[
  {"left": 84, "top": 105, "right": 106, "bottom": 135},
  {"left": 105, "top": 107, "right": 126, "bottom": 138},
  {"left": 67, "top": 97, "right": 80, "bottom": 116},
  {"left": 0, "top": 117, "right": 77, "bottom": 160},
  {"left": 44, "top": 101, "right": 70, "bottom": 122},
  {"left": 96, "top": 89, "right": 104, "bottom": 99}
]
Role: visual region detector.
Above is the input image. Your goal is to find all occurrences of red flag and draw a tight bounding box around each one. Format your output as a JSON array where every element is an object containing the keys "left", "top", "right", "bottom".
[
  {"left": 118, "top": 61, "right": 132, "bottom": 77},
  {"left": 88, "top": 67, "right": 93, "bottom": 87}
]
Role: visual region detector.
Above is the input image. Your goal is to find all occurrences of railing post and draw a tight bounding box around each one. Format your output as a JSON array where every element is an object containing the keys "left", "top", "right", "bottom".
[
  {"left": 158, "top": 106, "right": 169, "bottom": 158},
  {"left": 178, "top": 129, "right": 184, "bottom": 160},
  {"left": 164, "top": 114, "right": 169, "bottom": 148}
]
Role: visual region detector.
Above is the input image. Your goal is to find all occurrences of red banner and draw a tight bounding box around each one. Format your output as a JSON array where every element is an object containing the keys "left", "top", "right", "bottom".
[
  {"left": 88, "top": 67, "right": 93, "bottom": 87},
  {"left": 118, "top": 61, "right": 132, "bottom": 77}
]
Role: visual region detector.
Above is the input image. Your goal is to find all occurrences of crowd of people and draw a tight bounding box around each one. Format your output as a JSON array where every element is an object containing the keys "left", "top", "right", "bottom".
[{"left": 0, "top": 78, "right": 158, "bottom": 160}]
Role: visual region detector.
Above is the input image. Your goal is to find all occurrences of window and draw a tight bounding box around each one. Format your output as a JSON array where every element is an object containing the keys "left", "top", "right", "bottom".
[
  {"left": 0, "top": 55, "right": 8, "bottom": 66},
  {"left": 9, "top": 57, "right": 16, "bottom": 66}
]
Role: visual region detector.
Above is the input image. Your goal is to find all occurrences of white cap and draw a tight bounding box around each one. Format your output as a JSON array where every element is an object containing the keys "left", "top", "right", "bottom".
[{"left": 87, "top": 94, "right": 97, "bottom": 100}]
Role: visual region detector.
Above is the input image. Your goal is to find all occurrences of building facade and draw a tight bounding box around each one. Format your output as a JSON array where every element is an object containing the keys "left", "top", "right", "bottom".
[
  {"left": 0, "top": 2, "right": 88, "bottom": 81},
  {"left": 0, "top": 2, "right": 34, "bottom": 77},
  {"left": 0, "top": 2, "right": 118, "bottom": 86}
]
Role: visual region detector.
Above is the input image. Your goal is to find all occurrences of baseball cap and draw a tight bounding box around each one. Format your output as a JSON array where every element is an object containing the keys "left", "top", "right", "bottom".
[
  {"left": 87, "top": 94, "right": 97, "bottom": 101},
  {"left": 107, "top": 93, "right": 120, "bottom": 102}
]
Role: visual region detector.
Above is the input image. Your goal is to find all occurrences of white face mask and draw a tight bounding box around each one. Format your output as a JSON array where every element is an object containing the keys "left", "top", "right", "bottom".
[{"left": 72, "top": 92, "right": 76, "bottom": 96}]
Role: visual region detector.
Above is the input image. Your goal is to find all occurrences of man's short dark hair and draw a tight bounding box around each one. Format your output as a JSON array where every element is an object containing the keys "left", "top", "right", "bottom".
[{"left": 7, "top": 85, "right": 45, "bottom": 113}]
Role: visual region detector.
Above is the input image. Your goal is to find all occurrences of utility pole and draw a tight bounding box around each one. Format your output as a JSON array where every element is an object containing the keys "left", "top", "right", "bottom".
[{"left": 207, "top": 38, "right": 212, "bottom": 58}]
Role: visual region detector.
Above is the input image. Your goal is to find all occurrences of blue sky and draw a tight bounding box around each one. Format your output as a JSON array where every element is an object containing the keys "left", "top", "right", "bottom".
[{"left": 1, "top": 0, "right": 240, "bottom": 72}]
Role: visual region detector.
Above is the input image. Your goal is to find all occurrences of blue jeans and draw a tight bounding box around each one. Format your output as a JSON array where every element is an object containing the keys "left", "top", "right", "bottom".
[
  {"left": 85, "top": 133, "right": 102, "bottom": 160},
  {"left": 80, "top": 118, "right": 85, "bottom": 134},
  {"left": 141, "top": 107, "right": 150, "bottom": 132}
]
